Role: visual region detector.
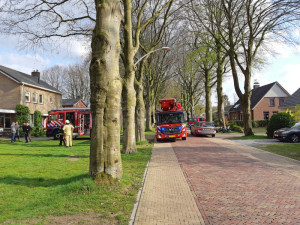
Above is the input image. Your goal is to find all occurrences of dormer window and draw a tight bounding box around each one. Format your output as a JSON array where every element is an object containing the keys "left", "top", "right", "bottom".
[
  {"left": 269, "top": 98, "right": 275, "bottom": 106},
  {"left": 32, "top": 93, "right": 37, "bottom": 103},
  {"left": 25, "top": 91, "right": 30, "bottom": 102}
]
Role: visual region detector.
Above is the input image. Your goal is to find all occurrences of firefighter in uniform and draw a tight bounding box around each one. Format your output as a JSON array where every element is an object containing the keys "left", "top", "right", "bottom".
[{"left": 63, "top": 120, "right": 74, "bottom": 147}]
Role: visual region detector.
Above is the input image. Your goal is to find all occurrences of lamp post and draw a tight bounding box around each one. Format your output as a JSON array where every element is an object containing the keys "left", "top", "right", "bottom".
[{"left": 134, "top": 47, "right": 170, "bottom": 66}]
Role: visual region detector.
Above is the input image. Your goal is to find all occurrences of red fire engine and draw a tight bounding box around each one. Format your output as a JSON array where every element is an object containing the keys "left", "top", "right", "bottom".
[
  {"left": 46, "top": 107, "right": 91, "bottom": 139},
  {"left": 155, "top": 98, "right": 187, "bottom": 142}
]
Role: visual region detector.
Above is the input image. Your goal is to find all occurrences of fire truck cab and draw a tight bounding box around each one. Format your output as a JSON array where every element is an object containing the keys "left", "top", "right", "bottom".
[
  {"left": 46, "top": 108, "right": 91, "bottom": 139},
  {"left": 155, "top": 98, "right": 187, "bottom": 142}
]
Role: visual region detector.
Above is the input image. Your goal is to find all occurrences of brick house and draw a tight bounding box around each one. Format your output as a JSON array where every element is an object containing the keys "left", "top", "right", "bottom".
[
  {"left": 229, "top": 81, "right": 290, "bottom": 121},
  {"left": 62, "top": 98, "right": 87, "bottom": 108},
  {"left": 0, "top": 65, "right": 62, "bottom": 135},
  {"left": 279, "top": 88, "right": 300, "bottom": 113}
]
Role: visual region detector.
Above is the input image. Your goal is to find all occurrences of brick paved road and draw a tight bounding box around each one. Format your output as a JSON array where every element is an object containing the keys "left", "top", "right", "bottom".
[{"left": 172, "top": 136, "right": 300, "bottom": 225}]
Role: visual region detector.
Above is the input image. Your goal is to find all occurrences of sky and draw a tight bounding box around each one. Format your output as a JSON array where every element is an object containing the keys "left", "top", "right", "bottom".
[{"left": 0, "top": 35, "right": 300, "bottom": 106}]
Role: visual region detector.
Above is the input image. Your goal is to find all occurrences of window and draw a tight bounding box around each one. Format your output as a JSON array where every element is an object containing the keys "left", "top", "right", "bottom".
[
  {"left": 279, "top": 98, "right": 285, "bottom": 106},
  {"left": 25, "top": 91, "right": 30, "bottom": 102},
  {"left": 59, "top": 113, "right": 64, "bottom": 120},
  {"left": 5, "top": 117, "right": 11, "bottom": 128},
  {"left": 50, "top": 96, "right": 53, "bottom": 103},
  {"left": 263, "top": 112, "right": 269, "bottom": 120},
  {"left": 269, "top": 98, "right": 275, "bottom": 106},
  {"left": 0, "top": 115, "right": 4, "bottom": 128},
  {"left": 39, "top": 94, "right": 43, "bottom": 104},
  {"left": 33, "top": 93, "right": 37, "bottom": 103}
]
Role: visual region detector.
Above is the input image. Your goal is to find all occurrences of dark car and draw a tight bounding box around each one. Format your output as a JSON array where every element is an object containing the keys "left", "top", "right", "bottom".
[{"left": 273, "top": 122, "right": 300, "bottom": 143}]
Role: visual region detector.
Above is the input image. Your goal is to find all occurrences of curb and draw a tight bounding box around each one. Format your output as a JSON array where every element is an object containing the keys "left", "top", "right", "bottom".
[{"left": 128, "top": 159, "right": 150, "bottom": 225}]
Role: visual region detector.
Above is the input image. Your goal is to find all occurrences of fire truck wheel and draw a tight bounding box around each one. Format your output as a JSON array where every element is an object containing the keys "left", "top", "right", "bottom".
[
  {"left": 182, "top": 137, "right": 186, "bottom": 140},
  {"left": 53, "top": 130, "right": 60, "bottom": 140},
  {"left": 212, "top": 134, "right": 215, "bottom": 137},
  {"left": 171, "top": 138, "right": 176, "bottom": 142}
]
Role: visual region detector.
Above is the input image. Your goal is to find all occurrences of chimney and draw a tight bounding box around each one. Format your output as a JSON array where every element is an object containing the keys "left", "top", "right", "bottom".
[
  {"left": 253, "top": 80, "right": 260, "bottom": 89},
  {"left": 32, "top": 70, "right": 40, "bottom": 83}
]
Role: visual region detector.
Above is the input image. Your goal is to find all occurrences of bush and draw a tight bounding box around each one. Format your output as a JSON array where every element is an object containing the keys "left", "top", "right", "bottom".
[
  {"left": 32, "top": 127, "right": 46, "bottom": 137},
  {"left": 34, "top": 110, "right": 42, "bottom": 127},
  {"left": 229, "top": 122, "right": 243, "bottom": 133},
  {"left": 266, "top": 112, "right": 295, "bottom": 138},
  {"left": 252, "top": 120, "right": 259, "bottom": 128},
  {"left": 16, "top": 104, "right": 30, "bottom": 124}
]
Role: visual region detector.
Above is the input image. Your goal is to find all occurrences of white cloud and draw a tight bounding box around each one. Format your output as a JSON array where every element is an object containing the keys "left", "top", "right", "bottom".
[
  {"left": 0, "top": 53, "right": 51, "bottom": 74},
  {"left": 277, "top": 64, "right": 300, "bottom": 94}
]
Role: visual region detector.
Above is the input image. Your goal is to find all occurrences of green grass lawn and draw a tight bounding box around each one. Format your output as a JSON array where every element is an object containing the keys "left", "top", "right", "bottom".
[
  {"left": 252, "top": 127, "right": 267, "bottom": 134},
  {"left": 256, "top": 144, "right": 300, "bottom": 161},
  {"left": 0, "top": 139, "right": 152, "bottom": 224}
]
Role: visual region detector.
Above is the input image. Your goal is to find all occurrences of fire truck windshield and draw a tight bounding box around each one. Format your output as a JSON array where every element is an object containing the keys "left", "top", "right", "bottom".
[
  {"left": 48, "top": 114, "right": 57, "bottom": 123},
  {"left": 156, "top": 112, "right": 185, "bottom": 124}
]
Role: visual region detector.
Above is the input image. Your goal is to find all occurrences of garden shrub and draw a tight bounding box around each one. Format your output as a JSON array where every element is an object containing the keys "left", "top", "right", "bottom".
[
  {"left": 34, "top": 110, "right": 42, "bottom": 127},
  {"left": 252, "top": 120, "right": 259, "bottom": 128},
  {"left": 266, "top": 112, "right": 295, "bottom": 138},
  {"left": 229, "top": 122, "right": 243, "bottom": 133},
  {"left": 16, "top": 104, "right": 29, "bottom": 124},
  {"left": 32, "top": 127, "right": 46, "bottom": 137}
]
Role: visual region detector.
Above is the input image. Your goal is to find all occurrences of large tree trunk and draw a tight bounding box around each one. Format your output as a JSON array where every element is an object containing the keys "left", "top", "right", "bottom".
[
  {"left": 216, "top": 45, "right": 225, "bottom": 127},
  {"left": 228, "top": 49, "right": 254, "bottom": 136},
  {"left": 89, "top": 0, "right": 123, "bottom": 181},
  {"left": 122, "top": 75, "right": 137, "bottom": 153},
  {"left": 205, "top": 70, "right": 212, "bottom": 122},
  {"left": 122, "top": 0, "right": 136, "bottom": 154},
  {"left": 145, "top": 98, "right": 152, "bottom": 131},
  {"left": 241, "top": 69, "right": 254, "bottom": 135},
  {"left": 135, "top": 62, "right": 146, "bottom": 142}
]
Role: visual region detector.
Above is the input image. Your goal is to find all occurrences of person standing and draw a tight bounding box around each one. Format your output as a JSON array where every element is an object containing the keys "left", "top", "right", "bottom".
[
  {"left": 63, "top": 120, "right": 74, "bottom": 147},
  {"left": 14, "top": 121, "right": 20, "bottom": 142},
  {"left": 58, "top": 126, "right": 65, "bottom": 146},
  {"left": 22, "top": 123, "right": 28, "bottom": 142},
  {"left": 26, "top": 123, "right": 32, "bottom": 143},
  {"left": 11, "top": 122, "right": 16, "bottom": 143}
]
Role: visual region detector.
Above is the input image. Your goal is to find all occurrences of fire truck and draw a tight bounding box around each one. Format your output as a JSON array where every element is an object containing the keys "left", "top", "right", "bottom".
[
  {"left": 155, "top": 98, "right": 187, "bottom": 142},
  {"left": 46, "top": 108, "right": 91, "bottom": 139}
]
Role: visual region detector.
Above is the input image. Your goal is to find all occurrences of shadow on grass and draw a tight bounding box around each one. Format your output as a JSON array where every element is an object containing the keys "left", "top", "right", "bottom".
[
  {"left": 0, "top": 153, "right": 89, "bottom": 158},
  {"left": 0, "top": 174, "right": 89, "bottom": 187}
]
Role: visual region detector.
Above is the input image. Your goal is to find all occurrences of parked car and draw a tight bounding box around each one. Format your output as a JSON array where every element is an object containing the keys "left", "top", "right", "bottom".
[
  {"left": 188, "top": 117, "right": 206, "bottom": 129},
  {"left": 191, "top": 121, "right": 216, "bottom": 137},
  {"left": 273, "top": 122, "right": 300, "bottom": 143}
]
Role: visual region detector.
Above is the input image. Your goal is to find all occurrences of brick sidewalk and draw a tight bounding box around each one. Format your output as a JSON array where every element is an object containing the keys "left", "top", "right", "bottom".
[
  {"left": 134, "top": 142, "right": 205, "bottom": 225},
  {"left": 172, "top": 137, "right": 300, "bottom": 225}
]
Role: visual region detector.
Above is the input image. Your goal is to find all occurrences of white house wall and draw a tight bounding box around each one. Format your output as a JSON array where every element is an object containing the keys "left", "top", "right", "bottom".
[{"left": 264, "top": 84, "right": 289, "bottom": 98}]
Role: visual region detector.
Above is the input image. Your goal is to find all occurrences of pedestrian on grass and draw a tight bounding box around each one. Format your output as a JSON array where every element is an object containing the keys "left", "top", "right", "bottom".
[
  {"left": 11, "top": 122, "right": 16, "bottom": 143},
  {"left": 22, "top": 123, "right": 27, "bottom": 142},
  {"left": 58, "top": 126, "right": 65, "bottom": 146},
  {"left": 63, "top": 120, "right": 74, "bottom": 147},
  {"left": 14, "top": 121, "right": 20, "bottom": 142},
  {"left": 23, "top": 123, "right": 32, "bottom": 143}
]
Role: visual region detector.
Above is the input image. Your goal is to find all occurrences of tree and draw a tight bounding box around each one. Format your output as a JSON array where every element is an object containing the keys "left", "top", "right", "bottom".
[
  {"left": 89, "top": 0, "right": 123, "bottom": 181},
  {"left": 192, "top": 0, "right": 300, "bottom": 135},
  {"left": 1, "top": 1, "right": 124, "bottom": 181},
  {"left": 121, "top": 0, "right": 174, "bottom": 153}
]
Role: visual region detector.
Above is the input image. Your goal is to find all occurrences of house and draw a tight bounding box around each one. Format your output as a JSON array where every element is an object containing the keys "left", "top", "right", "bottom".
[
  {"left": 62, "top": 97, "right": 87, "bottom": 108},
  {"left": 0, "top": 65, "right": 62, "bottom": 135},
  {"left": 279, "top": 88, "right": 300, "bottom": 112},
  {"left": 229, "top": 81, "right": 290, "bottom": 121}
]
